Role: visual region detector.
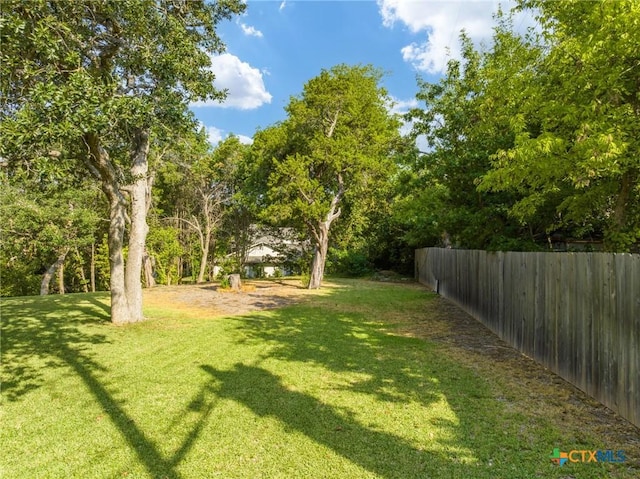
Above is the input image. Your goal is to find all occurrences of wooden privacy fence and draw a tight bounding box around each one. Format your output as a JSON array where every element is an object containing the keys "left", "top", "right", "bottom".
[{"left": 415, "top": 247, "right": 640, "bottom": 428}]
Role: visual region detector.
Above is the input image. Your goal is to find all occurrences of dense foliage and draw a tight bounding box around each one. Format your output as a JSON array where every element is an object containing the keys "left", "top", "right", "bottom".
[
  {"left": 1, "top": 0, "right": 246, "bottom": 316},
  {"left": 2, "top": 0, "right": 638, "bottom": 298},
  {"left": 250, "top": 64, "right": 401, "bottom": 288},
  {"left": 398, "top": 1, "right": 640, "bottom": 253}
]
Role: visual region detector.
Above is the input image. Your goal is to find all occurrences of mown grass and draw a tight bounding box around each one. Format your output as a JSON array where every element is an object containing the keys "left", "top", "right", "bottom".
[{"left": 1, "top": 280, "right": 634, "bottom": 478}]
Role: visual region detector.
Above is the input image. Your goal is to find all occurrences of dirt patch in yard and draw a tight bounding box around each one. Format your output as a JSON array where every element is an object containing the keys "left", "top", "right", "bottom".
[
  {"left": 143, "top": 279, "right": 310, "bottom": 318},
  {"left": 143, "top": 279, "right": 639, "bottom": 472}
]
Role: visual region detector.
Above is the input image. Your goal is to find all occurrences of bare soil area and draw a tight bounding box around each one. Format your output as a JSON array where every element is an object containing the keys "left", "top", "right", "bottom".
[
  {"left": 143, "top": 279, "right": 639, "bottom": 471},
  {"left": 143, "top": 279, "right": 308, "bottom": 318}
]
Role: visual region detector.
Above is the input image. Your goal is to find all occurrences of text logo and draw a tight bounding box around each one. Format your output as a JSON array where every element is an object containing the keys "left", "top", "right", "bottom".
[{"left": 550, "top": 448, "right": 626, "bottom": 466}]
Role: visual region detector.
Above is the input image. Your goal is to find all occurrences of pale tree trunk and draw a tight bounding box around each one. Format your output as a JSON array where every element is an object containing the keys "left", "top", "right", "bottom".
[
  {"left": 175, "top": 183, "right": 225, "bottom": 284},
  {"left": 142, "top": 249, "right": 156, "bottom": 288},
  {"left": 308, "top": 111, "right": 344, "bottom": 289},
  {"left": 185, "top": 217, "right": 206, "bottom": 283},
  {"left": 308, "top": 224, "right": 330, "bottom": 289},
  {"left": 207, "top": 239, "right": 216, "bottom": 281},
  {"left": 57, "top": 260, "right": 65, "bottom": 295},
  {"left": 40, "top": 249, "right": 69, "bottom": 295},
  {"left": 86, "top": 132, "right": 141, "bottom": 324},
  {"left": 75, "top": 247, "right": 89, "bottom": 293},
  {"left": 142, "top": 171, "right": 156, "bottom": 288},
  {"left": 196, "top": 189, "right": 211, "bottom": 284},
  {"left": 90, "top": 242, "right": 96, "bottom": 293},
  {"left": 197, "top": 225, "right": 211, "bottom": 283},
  {"left": 168, "top": 214, "right": 202, "bottom": 283},
  {"left": 308, "top": 173, "right": 345, "bottom": 289},
  {"left": 106, "top": 188, "right": 130, "bottom": 323},
  {"left": 124, "top": 128, "right": 150, "bottom": 322},
  {"left": 196, "top": 186, "right": 224, "bottom": 284}
]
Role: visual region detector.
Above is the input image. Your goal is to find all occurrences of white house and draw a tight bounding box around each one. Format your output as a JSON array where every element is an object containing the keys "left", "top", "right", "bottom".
[{"left": 213, "top": 227, "right": 304, "bottom": 278}]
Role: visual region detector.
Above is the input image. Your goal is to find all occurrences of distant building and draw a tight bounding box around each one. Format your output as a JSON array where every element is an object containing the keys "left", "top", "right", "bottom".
[{"left": 214, "top": 227, "right": 305, "bottom": 278}]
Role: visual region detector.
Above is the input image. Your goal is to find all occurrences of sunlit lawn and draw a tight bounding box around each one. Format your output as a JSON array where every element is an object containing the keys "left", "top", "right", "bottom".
[{"left": 1, "top": 280, "right": 632, "bottom": 478}]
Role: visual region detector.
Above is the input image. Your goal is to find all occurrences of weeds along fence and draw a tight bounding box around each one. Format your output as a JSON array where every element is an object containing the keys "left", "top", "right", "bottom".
[{"left": 415, "top": 247, "right": 640, "bottom": 428}]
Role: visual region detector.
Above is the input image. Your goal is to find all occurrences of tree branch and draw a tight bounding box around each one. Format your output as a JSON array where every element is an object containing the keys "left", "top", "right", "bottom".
[{"left": 327, "top": 109, "right": 340, "bottom": 138}]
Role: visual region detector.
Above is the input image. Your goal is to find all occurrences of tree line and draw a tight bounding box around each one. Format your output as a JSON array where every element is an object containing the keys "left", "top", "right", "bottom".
[
  {"left": 395, "top": 0, "right": 639, "bottom": 256},
  {"left": 2, "top": 1, "right": 638, "bottom": 324}
]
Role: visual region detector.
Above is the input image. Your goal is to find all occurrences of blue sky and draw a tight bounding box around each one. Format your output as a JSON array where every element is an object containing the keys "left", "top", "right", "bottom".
[{"left": 191, "top": 0, "right": 532, "bottom": 146}]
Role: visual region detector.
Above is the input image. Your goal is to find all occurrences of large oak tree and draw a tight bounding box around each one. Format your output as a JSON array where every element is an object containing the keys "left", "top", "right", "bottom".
[
  {"left": 1, "top": 0, "right": 245, "bottom": 322},
  {"left": 252, "top": 65, "right": 400, "bottom": 289}
]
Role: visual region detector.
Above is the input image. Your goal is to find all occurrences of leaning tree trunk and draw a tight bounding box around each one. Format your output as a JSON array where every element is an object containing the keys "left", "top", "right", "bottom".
[
  {"left": 308, "top": 175, "right": 344, "bottom": 289},
  {"left": 57, "top": 260, "right": 65, "bottom": 295},
  {"left": 142, "top": 248, "right": 156, "bottom": 288},
  {"left": 75, "top": 247, "right": 89, "bottom": 293},
  {"left": 308, "top": 225, "right": 329, "bottom": 289},
  {"left": 90, "top": 242, "right": 96, "bottom": 293},
  {"left": 40, "top": 249, "right": 69, "bottom": 295}
]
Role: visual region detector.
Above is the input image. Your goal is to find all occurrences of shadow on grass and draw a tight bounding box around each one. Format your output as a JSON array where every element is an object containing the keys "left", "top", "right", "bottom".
[
  {"left": 2, "top": 283, "right": 507, "bottom": 478},
  {"left": 1, "top": 293, "right": 215, "bottom": 479},
  {"left": 233, "top": 288, "right": 463, "bottom": 408},
  {"left": 198, "top": 283, "right": 503, "bottom": 478},
  {"left": 1, "top": 293, "right": 111, "bottom": 400},
  {"left": 201, "top": 363, "right": 453, "bottom": 478}
]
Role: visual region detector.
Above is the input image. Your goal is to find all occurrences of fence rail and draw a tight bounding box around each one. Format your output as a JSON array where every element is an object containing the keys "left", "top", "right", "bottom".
[{"left": 415, "top": 247, "right": 640, "bottom": 428}]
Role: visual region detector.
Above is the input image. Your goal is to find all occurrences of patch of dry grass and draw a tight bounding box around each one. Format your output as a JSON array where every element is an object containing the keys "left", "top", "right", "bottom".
[{"left": 387, "top": 293, "right": 640, "bottom": 476}]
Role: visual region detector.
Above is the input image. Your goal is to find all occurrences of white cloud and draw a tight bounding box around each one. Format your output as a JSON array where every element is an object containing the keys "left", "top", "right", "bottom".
[
  {"left": 386, "top": 96, "right": 418, "bottom": 137},
  {"left": 378, "top": 0, "right": 531, "bottom": 74},
  {"left": 279, "top": 1, "right": 287, "bottom": 12},
  {"left": 205, "top": 126, "right": 225, "bottom": 146},
  {"left": 387, "top": 96, "right": 419, "bottom": 116},
  {"left": 192, "top": 53, "right": 272, "bottom": 110},
  {"left": 201, "top": 123, "right": 254, "bottom": 147},
  {"left": 385, "top": 96, "right": 429, "bottom": 151},
  {"left": 415, "top": 134, "right": 430, "bottom": 153},
  {"left": 240, "top": 23, "right": 263, "bottom": 38},
  {"left": 237, "top": 134, "right": 254, "bottom": 145}
]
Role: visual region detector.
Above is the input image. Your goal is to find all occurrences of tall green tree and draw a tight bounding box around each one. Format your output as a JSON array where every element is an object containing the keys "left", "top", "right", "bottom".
[
  {"left": 253, "top": 64, "right": 400, "bottom": 288},
  {"left": 161, "top": 134, "right": 249, "bottom": 283},
  {"left": 480, "top": 0, "right": 640, "bottom": 250},
  {"left": 211, "top": 136, "right": 256, "bottom": 274},
  {"left": 405, "top": 24, "right": 545, "bottom": 250},
  {"left": 0, "top": 0, "right": 245, "bottom": 322}
]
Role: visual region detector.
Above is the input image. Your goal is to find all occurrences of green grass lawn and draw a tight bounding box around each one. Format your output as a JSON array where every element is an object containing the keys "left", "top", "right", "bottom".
[{"left": 1, "top": 280, "right": 634, "bottom": 478}]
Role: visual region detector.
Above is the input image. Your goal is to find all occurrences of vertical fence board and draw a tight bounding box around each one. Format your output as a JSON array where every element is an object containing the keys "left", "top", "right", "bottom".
[
  {"left": 593, "top": 253, "right": 606, "bottom": 403},
  {"left": 575, "top": 254, "right": 590, "bottom": 392},
  {"left": 583, "top": 253, "right": 595, "bottom": 400},
  {"left": 533, "top": 253, "right": 546, "bottom": 365},
  {"left": 615, "top": 254, "right": 630, "bottom": 421},
  {"left": 603, "top": 254, "right": 615, "bottom": 414},
  {"left": 415, "top": 247, "right": 639, "bottom": 428},
  {"left": 557, "top": 254, "right": 571, "bottom": 381},
  {"left": 548, "top": 253, "right": 560, "bottom": 374},
  {"left": 631, "top": 254, "right": 640, "bottom": 427}
]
